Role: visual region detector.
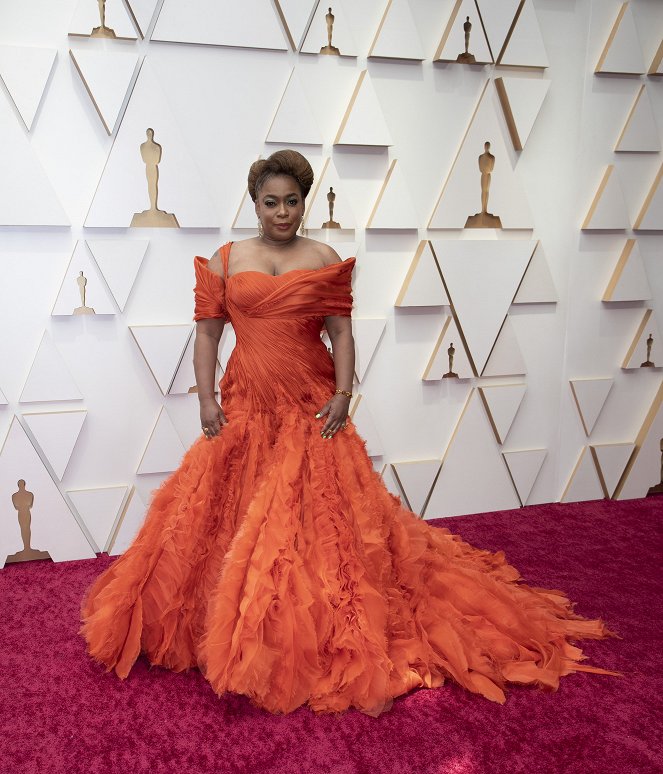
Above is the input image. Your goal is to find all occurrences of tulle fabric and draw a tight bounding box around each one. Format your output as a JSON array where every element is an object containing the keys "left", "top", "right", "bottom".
[{"left": 80, "top": 243, "right": 619, "bottom": 716}]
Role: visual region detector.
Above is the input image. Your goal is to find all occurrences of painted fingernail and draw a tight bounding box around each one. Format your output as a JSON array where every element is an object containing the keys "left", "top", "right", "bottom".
[{"left": 315, "top": 413, "right": 321, "bottom": 418}]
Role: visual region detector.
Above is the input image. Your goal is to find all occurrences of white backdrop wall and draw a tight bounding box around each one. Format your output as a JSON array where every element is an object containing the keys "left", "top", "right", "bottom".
[{"left": 0, "top": 0, "right": 661, "bottom": 566}]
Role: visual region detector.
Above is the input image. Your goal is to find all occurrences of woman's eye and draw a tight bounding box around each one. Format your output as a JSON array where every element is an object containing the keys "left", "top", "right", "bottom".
[{"left": 288, "top": 199, "right": 298, "bottom": 206}]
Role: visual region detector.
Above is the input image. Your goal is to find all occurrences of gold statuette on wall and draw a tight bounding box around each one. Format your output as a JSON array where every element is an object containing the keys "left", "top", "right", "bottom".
[
  {"left": 74, "top": 271, "right": 95, "bottom": 315},
  {"left": 91, "top": 0, "right": 117, "bottom": 38},
  {"left": 5, "top": 480, "right": 51, "bottom": 564},
  {"left": 457, "top": 16, "right": 476, "bottom": 64},
  {"left": 641, "top": 333, "right": 655, "bottom": 368},
  {"left": 131, "top": 128, "right": 180, "bottom": 228},
  {"left": 322, "top": 186, "right": 341, "bottom": 228},
  {"left": 443, "top": 342, "right": 458, "bottom": 378},
  {"left": 320, "top": 7, "right": 340, "bottom": 55},
  {"left": 465, "top": 141, "right": 502, "bottom": 229}
]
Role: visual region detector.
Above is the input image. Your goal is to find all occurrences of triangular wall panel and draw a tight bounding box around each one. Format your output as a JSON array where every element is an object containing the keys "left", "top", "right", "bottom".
[
  {"left": 69, "top": 48, "right": 141, "bottom": 135},
  {"left": 304, "top": 158, "right": 356, "bottom": 229},
  {"left": 20, "top": 332, "right": 83, "bottom": 404},
  {"left": 513, "top": 242, "right": 557, "bottom": 304},
  {"left": 87, "top": 239, "right": 149, "bottom": 311},
  {"left": 581, "top": 165, "right": 630, "bottom": 230},
  {"left": 0, "top": 45, "right": 56, "bottom": 131},
  {"left": 108, "top": 486, "right": 146, "bottom": 555},
  {"left": 125, "top": 0, "right": 161, "bottom": 38},
  {"left": 390, "top": 459, "right": 441, "bottom": 515},
  {"left": 68, "top": 0, "right": 138, "bottom": 39},
  {"left": 266, "top": 69, "right": 323, "bottom": 145},
  {"left": 130, "top": 324, "right": 193, "bottom": 395},
  {"left": 137, "top": 407, "right": 186, "bottom": 475},
  {"left": 22, "top": 410, "right": 87, "bottom": 480},
  {"left": 68, "top": 485, "right": 128, "bottom": 553},
  {"left": 482, "top": 317, "right": 526, "bottom": 377},
  {"left": 497, "top": 0, "right": 549, "bottom": 68},
  {"left": 634, "top": 164, "right": 663, "bottom": 230},
  {"left": 432, "top": 239, "right": 535, "bottom": 374},
  {"left": 395, "top": 241, "right": 449, "bottom": 307},
  {"left": 649, "top": 40, "right": 663, "bottom": 76},
  {"left": 622, "top": 309, "right": 663, "bottom": 369},
  {"left": 602, "top": 239, "right": 651, "bottom": 302},
  {"left": 274, "top": 0, "right": 318, "bottom": 51},
  {"left": 494, "top": 76, "right": 551, "bottom": 151},
  {"left": 590, "top": 443, "right": 635, "bottom": 498},
  {"left": 569, "top": 378, "right": 613, "bottom": 436},
  {"left": 478, "top": 384, "right": 526, "bottom": 444},
  {"left": 368, "top": 0, "right": 425, "bottom": 61},
  {"left": 334, "top": 70, "right": 392, "bottom": 147},
  {"left": 595, "top": 2, "right": 645, "bottom": 75},
  {"left": 615, "top": 85, "right": 660, "bottom": 152},
  {"left": 52, "top": 242, "right": 117, "bottom": 316},
  {"left": 0, "top": 417, "right": 95, "bottom": 565},
  {"left": 470, "top": 0, "right": 521, "bottom": 64},
  {"left": 434, "top": 0, "right": 493, "bottom": 65},
  {"left": 429, "top": 82, "right": 534, "bottom": 229},
  {"left": 561, "top": 447, "right": 604, "bottom": 503},
  {"left": 366, "top": 160, "right": 418, "bottom": 229},
  {"left": 353, "top": 318, "right": 386, "bottom": 382},
  {"left": 422, "top": 316, "right": 473, "bottom": 381},
  {"left": 300, "top": 1, "right": 357, "bottom": 56},
  {"left": 502, "top": 448, "right": 546, "bottom": 506},
  {"left": 349, "top": 394, "right": 383, "bottom": 457}
]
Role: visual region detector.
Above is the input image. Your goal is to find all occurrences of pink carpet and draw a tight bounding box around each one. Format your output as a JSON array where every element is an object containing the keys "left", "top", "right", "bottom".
[{"left": 1, "top": 498, "right": 661, "bottom": 774}]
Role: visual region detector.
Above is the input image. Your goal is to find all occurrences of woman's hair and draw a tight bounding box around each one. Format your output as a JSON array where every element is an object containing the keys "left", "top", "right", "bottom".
[{"left": 248, "top": 150, "right": 314, "bottom": 202}]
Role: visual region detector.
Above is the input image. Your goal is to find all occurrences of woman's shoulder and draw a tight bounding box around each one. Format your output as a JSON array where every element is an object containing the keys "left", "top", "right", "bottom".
[{"left": 300, "top": 237, "right": 342, "bottom": 266}]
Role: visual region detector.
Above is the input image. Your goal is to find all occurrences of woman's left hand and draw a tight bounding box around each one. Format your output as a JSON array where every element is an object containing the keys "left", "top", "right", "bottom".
[{"left": 315, "top": 394, "right": 350, "bottom": 439}]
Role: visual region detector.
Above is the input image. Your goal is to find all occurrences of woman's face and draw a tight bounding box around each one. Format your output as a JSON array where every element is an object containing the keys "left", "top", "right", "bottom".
[{"left": 255, "top": 175, "right": 305, "bottom": 242}]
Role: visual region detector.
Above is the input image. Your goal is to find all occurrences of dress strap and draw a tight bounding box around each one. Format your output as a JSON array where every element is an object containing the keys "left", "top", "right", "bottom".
[{"left": 216, "top": 242, "right": 232, "bottom": 280}]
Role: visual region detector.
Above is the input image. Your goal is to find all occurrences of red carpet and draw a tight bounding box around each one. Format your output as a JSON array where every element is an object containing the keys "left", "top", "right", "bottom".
[{"left": 1, "top": 498, "right": 660, "bottom": 774}]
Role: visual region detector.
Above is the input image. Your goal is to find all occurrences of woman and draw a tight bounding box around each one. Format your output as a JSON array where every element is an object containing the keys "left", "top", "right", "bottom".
[{"left": 80, "top": 150, "right": 619, "bottom": 717}]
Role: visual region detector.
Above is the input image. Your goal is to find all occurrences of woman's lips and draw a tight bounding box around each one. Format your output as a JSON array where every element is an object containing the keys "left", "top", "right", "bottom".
[{"left": 275, "top": 223, "right": 291, "bottom": 230}]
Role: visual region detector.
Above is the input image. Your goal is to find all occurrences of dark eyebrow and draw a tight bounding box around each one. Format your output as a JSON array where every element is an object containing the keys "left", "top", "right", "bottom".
[{"left": 262, "top": 192, "right": 299, "bottom": 199}]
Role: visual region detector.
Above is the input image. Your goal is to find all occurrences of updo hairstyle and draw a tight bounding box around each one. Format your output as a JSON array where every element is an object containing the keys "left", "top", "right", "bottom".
[{"left": 248, "top": 150, "right": 314, "bottom": 202}]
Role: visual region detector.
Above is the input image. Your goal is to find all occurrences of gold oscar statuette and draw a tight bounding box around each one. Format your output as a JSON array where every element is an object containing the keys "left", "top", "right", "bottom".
[
  {"left": 456, "top": 16, "right": 476, "bottom": 64},
  {"left": 131, "top": 128, "right": 180, "bottom": 228},
  {"left": 646, "top": 438, "right": 663, "bottom": 496},
  {"left": 465, "top": 141, "right": 503, "bottom": 229},
  {"left": 320, "top": 7, "right": 341, "bottom": 55},
  {"left": 641, "top": 333, "right": 655, "bottom": 367},
  {"left": 5, "top": 480, "right": 51, "bottom": 564},
  {"left": 74, "top": 270, "right": 96, "bottom": 315},
  {"left": 443, "top": 342, "right": 459, "bottom": 378},
  {"left": 91, "top": 0, "right": 117, "bottom": 38},
  {"left": 322, "top": 186, "right": 341, "bottom": 229}
]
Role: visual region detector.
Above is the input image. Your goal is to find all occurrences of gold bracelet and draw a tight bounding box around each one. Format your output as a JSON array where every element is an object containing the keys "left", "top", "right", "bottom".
[{"left": 335, "top": 388, "right": 352, "bottom": 398}]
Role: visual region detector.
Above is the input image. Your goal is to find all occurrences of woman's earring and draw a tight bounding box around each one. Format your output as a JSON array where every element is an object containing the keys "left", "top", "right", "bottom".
[
  {"left": 257, "top": 219, "right": 264, "bottom": 238},
  {"left": 299, "top": 217, "right": 305, "bottom": 235}
]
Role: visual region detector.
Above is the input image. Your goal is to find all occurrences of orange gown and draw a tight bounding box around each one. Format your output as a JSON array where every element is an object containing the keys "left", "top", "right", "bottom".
[{"left": 80, "top": 242, "right": 618, "bottom": 716}]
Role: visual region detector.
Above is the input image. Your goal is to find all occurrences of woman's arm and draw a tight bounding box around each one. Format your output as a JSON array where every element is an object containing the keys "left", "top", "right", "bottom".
[
  {"left": 316, "top": 315, "right": 355, "bottom": 438},
  {"left": 194, "top": 318, "right": 227, "bottom": 437}
]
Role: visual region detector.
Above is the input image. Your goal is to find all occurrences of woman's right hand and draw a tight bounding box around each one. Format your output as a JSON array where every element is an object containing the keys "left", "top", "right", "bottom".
[{"left": 200, "top": 396, "right": 228, "bottom": 438}]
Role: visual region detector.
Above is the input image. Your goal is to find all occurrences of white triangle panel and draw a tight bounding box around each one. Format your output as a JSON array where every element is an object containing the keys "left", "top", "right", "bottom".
[
  {"left": 266, "top": 69, "right": 322, "bottom": 145},
  {"left": 233, "top": 187, "right": 260, "bottom": 230},
  {"left": 109, "top": 487, "right": 146, "bottom": 555},
  {"left": 634, "top": 164, "right": 663, "bottom": 230},
  {"left": 68, "top": 485, "right": 128, "bottom": 553},
  {"left": 649, "top": 41, "right": 663, "bottom": 76},
  {"left": 68, "top": 0, "right": 138, "bottom": 39},
  {"left": 478, "top": 384, "right": 526, "bottom": 444},
  {"left": 69, "top": 49, "right": 141, "bottom": 135},
  {"left": 367, "top": 160, "right": 418, "bottom": 229},
  {"left": 497, "top": 0, "right": 549, "bottom": 68},
  {"left": 581, "top": 165, "right": 630, "bottom": 230},
  {"left": 602, "top": 240, "right": 651, "bottom": 302},
  {"left": 304, "top": 158, "right": 356, "bottom": 229},
  {"left": 0, "top": 386, "right": 7, "bottom": 405},
  {"left": 428, "top": 83, "right": 533, "bottom": 229},
  {"left": 85, "top": 61, "right": 217, "bottom": 228},
  {"left": 622, "top": 309, "right": 663, "bottom": 369},
  {"left": 434, "top": 0, "right": 493, "bottom": 64},
  {"left": 615, "top": 85, "right": 660, "bottom": 152},
  {"left": 274, "top": 0, "right": 318, "bottom": 50},
  {"left": 20, "top": 332, "right": 83, "bottom": 404},
  {"left": 353, "top": 318, "right": 386, "bottom": 382},
  {"left": 590, "top": 443, "right": 635, "bottom": 498},
  {"left": 334, "top": 70, "right": 392, "bottom": 147},
  {"left": 495, "top": 76, "right": 551, "bottom": 151},
  {"left": 615, "top": 384, "right": 663, "bottom": 499},
  {"left": 23, "top": 410, "right": 87, "bottom": 480},
  {"left": 396, "top": 241, "right": 449, "bottom": 307},
  {"left": 569, "top": 378, "right": 613, "bottom": 436},
  {"left": 152, "top": 0, "right": 287, "bottom": 49},
  {"left": 422, "top": 315, "right": 473, "bottom": 381},
  {"left": 300, "top": 2, "right": 357, "bottom": 56},
  {"left": 424, "top": 390, "right": 519, "bottom": 518},
  {"left": 432, "top": 239, "right": 534, "bottom": 374},
  {"left": 0, "top": 96, "right": 69, "bottom": 226},
  {"left": 0, "top": 417, "right": 95, "bottom": 565},
  {"left": 561, "top": 447, "right": 604, "bottom": 503},
  {"left": 390, "top": 459, "right": 440, "bottom": 515},
  {"left": 125, "top": 0, "right": 161, "bottom": 38},
  {"left": 170, "top": 330, "right": 224, "bottom": 396},
  {"left": 52, "top": 242, "right": 117, "bottom": 316},
  {"left": 595, "top": 2, "right": 645, "bottom": 75},
  {"left": 502, "top": 449, "right": 546, "bottom": 506},
  {"left": 87, "top": 239, "right": 149, "bottom": 311},
  {"left": 477, "top": 1, "right": 522, "bottom": 64},
  {"left": 482, "top": 317, "right": 526, "bottom": 377},
  {"left": 130, "top": 324, "right": 193, "bottom": 395},
  {"left": 513, "top": 242, "right": 557, "bottom": 304},
  {"left": 368, "top": 0, "right": 425, "bottom": 61},
  {"left": 349, "top": 394, "right": 383, "bottom": 458},
  {"left": 137, "top": 407, "right": 186, "bottom": 475},
  {"left": 0, "top": 45, "right": 56, "bottom": 131}
]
